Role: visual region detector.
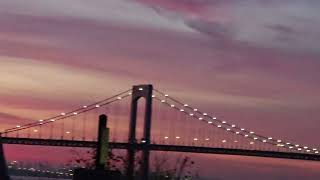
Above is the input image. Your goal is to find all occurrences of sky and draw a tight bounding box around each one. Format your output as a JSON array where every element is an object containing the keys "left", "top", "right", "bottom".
[{"left": 0, "top": 0, "right": 320, "bottom": 179}]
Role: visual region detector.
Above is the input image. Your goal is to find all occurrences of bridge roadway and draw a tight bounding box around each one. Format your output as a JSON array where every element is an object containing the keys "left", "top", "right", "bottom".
[{"left": 2, "top": 137, "right": 320, "bottom": 161}]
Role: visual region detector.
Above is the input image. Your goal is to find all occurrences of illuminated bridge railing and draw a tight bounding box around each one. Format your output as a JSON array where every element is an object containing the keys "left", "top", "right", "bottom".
[{"left": 2, "top": 137, "right": 320, "bottom": 162}]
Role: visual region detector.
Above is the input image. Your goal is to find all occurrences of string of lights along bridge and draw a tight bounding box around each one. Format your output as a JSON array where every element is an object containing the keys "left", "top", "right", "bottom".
[{"left": 1, "top": 86, "right": 319, "bottom": 158}]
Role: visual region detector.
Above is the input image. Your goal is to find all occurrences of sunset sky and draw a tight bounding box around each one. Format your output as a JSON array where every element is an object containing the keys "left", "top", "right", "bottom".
[{"left": 1, "top": 0, "right": 320, "bottom": 179}]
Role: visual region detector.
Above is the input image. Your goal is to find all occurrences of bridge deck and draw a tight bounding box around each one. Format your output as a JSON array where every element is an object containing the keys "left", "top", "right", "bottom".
[{"left": 2, "top": 137, "right": 320, "bottom": 161}]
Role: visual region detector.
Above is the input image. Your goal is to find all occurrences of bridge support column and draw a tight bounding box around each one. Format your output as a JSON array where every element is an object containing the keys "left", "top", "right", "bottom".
[{"left": 127, "top": 85, "right": 153, "bottom": 180}]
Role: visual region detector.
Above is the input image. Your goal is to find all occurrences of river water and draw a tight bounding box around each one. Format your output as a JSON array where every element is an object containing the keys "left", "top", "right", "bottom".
[{"left": 11, "top": 176, "right": 70, "bottom": 180}]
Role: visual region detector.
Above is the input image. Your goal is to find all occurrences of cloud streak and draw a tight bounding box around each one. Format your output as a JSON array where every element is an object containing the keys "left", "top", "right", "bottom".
[{"left": 137, "top": 0, "right": 320, "bottom": 53}]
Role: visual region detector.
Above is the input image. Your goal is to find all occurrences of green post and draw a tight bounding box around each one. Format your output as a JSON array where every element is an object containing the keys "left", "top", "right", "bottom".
[{"left": 96, "top": 114, "right": 109, "bottom": 170}]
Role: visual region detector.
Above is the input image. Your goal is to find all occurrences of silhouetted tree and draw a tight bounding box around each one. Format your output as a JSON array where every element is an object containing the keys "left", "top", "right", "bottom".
[
  {"left": 68, "top": 148, "right": 200, "bottom": 180},
  {"left": 152, "top": 153, "right": 200, "bottom": 180}
]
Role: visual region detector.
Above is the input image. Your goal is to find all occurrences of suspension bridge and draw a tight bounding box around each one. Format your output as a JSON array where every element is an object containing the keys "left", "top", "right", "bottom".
[{"left": 1, "top": 84, "right": 319, "bottom": 180}]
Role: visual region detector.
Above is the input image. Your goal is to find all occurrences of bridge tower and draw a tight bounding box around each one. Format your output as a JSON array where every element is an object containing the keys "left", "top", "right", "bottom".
[{"left": 127, "top": 85, "right": 153, "bottom": 180}]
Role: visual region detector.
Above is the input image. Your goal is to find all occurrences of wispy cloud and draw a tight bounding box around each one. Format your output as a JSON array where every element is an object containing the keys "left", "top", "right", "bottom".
[
  {"left": 137, "top": 0, "right": 320, "bottom": 53},
  {"left": 0, "top": 0, "right": 193, "bottom": 33}
]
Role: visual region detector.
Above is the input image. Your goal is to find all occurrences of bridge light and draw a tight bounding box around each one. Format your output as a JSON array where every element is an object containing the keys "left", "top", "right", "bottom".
[
  {"left": 286, "top": 143, "right": 291, "bottom": 145},
  {"left": 208, "top": 121, "right": 213, "bottom": 124},
  {"left": 117, "top": 96, "right": 122, "bottom": 100},
  {"left": 73, "top": 112, "right": 78, "bottom": 115},
  {"left": 95, "top": 104, "right": 100, "bottom": 108},
  {"left": 165, "top": 94, "right": 169, "bottom": 97},
  {"left": 295, "top": 144, "right": 300, "bottom": 147},
  {"left": 61, "top": 113, "right": 66, "bottom": 116},
  {"left": 234, "top": 140, "right": 238, "bottom": 143},
  {"left": 129, "top": 92, "right": 132, "bottom": 95},
  {"left": 184, "top": 104, "right": 189, "bottom": 107},
  {"left": 205, "top": 138, "right": 210, "bottom": 141},
  {"left": 241, "top": 128, "right": 245, "bottom": 131},
  {"left": 83, "top": 105, "right": 87, "bottom": 108},
  {"left": 263, "top": 140, "right": 267, "bottom": 143},
  {"left": 222, "top": 140, "right": 226, "bottom": 143},
  {"left": 306, "top": 150, "right": 311, "bottom": 152},
  {"left": 161, "top": 100, "right": 166, "bottom": 103},
  {"left": 254, "top": 137, "right": 258, "bottom": 140},
  {"left": 250, "top": 131, "right": 254, "bottom": 134},
  {"left": 244, "top": 134, "right": 249, "bottom": 137},
  {"left": 194, "top": 109, "right": 198, "bottom": 112},
  {"left": 231, "top": 124, "right": 236, "bottom": 127},
  {"left": 236, "top": 131, "right": 240, "bottom": 134},
  {"left": 198, "top": 117, "right": 203, "bottom": 120},
  {"left": 180, "top": 109, "right": 184, "bottom": 112},
  {"left": 217, "top": 125, "right": 222, "bottom": 128},
  {"left": 194, "top": 138, "right": 198, "bottom": 141},
  {"left": 313, "top": 148, "right": 318, "bottom": 151},
  {"left": 298, "top": 148, "right": 302, "bottom": 151},
  {"left": 289, "top": 146, "right": 293, "bottom": 149},
  {"left": 170, "top": 104, "right": 175, "bottom": 107},
  {"left": 66, "top": 131, "right": 70, "bottom": 134},
  {"left": 222, "top": 121, "right": 227, "bottom": 124},
  {"left": 268, "top": 137, "right": 273, "bottom": 140},
  {"left": 304, "top": 146, "right": 308, "bottom": 149},
  {"left": 176, "top": 136, "right": 180, "bottom": 139},
  {"left": 50, "top": 119, "right": 55, "bottom": 122},
  {"left": 226, "top": 128, "right": 231, "bottom": 131},
  {"left": 39, "top": 119, "right": 44, "bottom": 122},
  {"left": 33, "top": 129, "right": 38, "bottom": 133},
  {"left": 212, "top": 117, "right": 217, "bottom": 120},
  {"left": 164, "top": 136, "right": 169, "bottom": 139},
  {"left": 189, "top": 113, "right": 194, "bottom": 116},
  {"left": 315, "top": 151, "right": 319, "bottom": 154},
  {"left": 139, "top": 88, "right": 143, "bottom": 91},
  {"left": 16, "top": 125, "right": 21, "bottom": 128},
  {"left": 277, "top": 140, "right": 282, "bottom": 143},
  {"left": 203, "top": 113, "right": 207, "bottom": 116}
]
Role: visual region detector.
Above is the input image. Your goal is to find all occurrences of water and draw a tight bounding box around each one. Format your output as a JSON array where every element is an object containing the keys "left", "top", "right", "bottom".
[{"left": 11, "top": 176, "right": 70, "bottom": 180}]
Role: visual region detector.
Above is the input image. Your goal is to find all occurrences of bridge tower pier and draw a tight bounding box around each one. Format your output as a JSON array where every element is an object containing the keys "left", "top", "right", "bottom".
[{"left": 127, "top": 85, "right": 153, "bottom": 180}]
